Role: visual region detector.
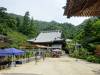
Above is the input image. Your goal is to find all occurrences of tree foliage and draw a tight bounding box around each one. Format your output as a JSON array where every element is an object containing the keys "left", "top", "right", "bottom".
[
  {"left": 75, "top": 18, "right": 100, "bottom": 53},
  {"left": 0, "top": 7, "right": 37, "bottom": 48}
]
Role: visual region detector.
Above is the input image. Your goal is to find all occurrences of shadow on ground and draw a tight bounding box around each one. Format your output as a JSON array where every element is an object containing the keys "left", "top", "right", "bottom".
[{"left": 92, "top": 69, "right": 100, "bottom": 75}]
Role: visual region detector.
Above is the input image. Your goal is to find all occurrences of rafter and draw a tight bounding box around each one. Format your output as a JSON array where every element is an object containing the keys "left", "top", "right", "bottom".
[{"left": 64, "top": 0, "right": 100, "bottom": 18}]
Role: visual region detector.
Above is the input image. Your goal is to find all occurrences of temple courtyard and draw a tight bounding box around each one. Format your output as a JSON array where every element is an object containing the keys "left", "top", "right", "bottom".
[{"left": 0, "top": 56, "right": 100, "bottom": 75}]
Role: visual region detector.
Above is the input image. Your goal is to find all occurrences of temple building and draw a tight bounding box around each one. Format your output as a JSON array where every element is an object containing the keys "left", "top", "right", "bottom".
[
  {"left": 28, "top": 30, "right": 65, "bottom": 50},
  {"left": 64, "top": 0, "right": 100, "bottom": 18}
]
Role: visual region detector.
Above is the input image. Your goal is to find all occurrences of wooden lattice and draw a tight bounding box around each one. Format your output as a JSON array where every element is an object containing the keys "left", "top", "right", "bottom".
[{"left": 64, "top": 0, "right": 100, "bottom": 18}]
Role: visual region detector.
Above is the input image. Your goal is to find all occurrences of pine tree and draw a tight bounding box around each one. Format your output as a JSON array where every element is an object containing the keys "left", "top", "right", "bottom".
[
  {"left": 20, "top": 11, "right": 30, "bottom": 35},
  {"left": 28, "top": 17, "right": 37, "bottom": 37},
  {"left": 16, "top": 17, "right": 21, "bottom": 31}
]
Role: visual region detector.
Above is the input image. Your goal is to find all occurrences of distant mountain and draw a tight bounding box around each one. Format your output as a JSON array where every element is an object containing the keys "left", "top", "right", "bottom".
[
  {"left": 8, "top": 13, "right": 98, "bottom": 40},
  {"left": 34, "top": 20, "right": 76, "bottom": 39},
  {"left": 8, "top": 13, "right": 77, "bottom": 39}
]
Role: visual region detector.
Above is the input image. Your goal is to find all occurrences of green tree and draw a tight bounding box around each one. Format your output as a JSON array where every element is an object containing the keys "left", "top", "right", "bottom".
[
  {"left": 0, "top": 7, "right": 7, "bottom": 22},
  {"left": 28, "top": 17, "right": 37, "bottom": 37},
  {"left": 0, "top": 7, "right": 9, "bottom": 35},
  {"left": 16, "top": 17, "right": 21, "bottom": 31},
  {"left": 20, "top": 11, "right": 30, "bottom": 35},
  {"left": 75, "top": 18, "right": 100, "bottom": 53}
]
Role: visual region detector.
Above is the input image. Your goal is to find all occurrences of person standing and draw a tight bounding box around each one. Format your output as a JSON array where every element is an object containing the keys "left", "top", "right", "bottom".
[
  {"left": 35, "top": 51, "right": 38, "bottom": 64},
  {"left": 42, "top": 51, "right": 45, "bottom": 61}
]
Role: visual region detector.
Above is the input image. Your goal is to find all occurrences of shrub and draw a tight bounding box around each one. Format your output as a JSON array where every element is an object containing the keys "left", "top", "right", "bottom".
[
  {"left": 86, "top": 55, "right": 100, "bottom": 63},
  {"left": 69, "top": 47, "right": 89, "bottom": 59},
  {"left": 7, "top": 31, "right": 27, "bottom": 48},
  {"left": 86, "top": 55, "right": 96, "bottom": 62}
]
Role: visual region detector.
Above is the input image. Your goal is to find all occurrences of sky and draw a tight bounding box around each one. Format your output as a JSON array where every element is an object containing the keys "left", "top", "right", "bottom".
[{"left": 0, "top": 0, "right": 89, "bottom": 26}]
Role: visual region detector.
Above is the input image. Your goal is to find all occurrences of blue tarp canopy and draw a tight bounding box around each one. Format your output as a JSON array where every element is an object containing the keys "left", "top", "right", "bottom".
[
  {"left": 0, "top": 48, "right": 25, "bottom": 56},
  {"left": 0, "top": 49, "right": 9, "bottom": 56}
]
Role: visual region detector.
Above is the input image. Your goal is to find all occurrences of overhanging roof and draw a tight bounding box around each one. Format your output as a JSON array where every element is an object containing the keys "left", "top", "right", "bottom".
[{"left": 64, "top": 0, "right": 100, "bottom": 18}]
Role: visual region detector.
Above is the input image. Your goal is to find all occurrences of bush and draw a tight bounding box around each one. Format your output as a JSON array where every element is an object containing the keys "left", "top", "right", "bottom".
[
  {"left": 69, "top": 47, "right": 89, "bottom": 59},
  {"left": 86, "top": 55, "right": 100, "bottom": 63},
  {"left": 86, "top": 55, "right": 96, "bottom": 62},
  {"left": 7, "top": 31, "right": 27, "bottom": 48}
]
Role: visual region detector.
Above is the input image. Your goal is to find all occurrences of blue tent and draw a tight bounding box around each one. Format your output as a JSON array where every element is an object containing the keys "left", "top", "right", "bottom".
[
  {"left": 0, "top": 48, "right": 25, "bottom": 67},
  {"left": 4, "top": 48, "right": 25, "bottom": 55},
  {"left": 0, "top": 49, "right": 10, "bottom": 56},
  {"left": 0, "top": 48, "right": 25, "bottom": 56}
]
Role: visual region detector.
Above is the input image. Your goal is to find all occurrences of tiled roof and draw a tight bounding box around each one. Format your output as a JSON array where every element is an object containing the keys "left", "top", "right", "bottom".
[{"left": 28, "top": 31, "right": 63, "bottom": 43}]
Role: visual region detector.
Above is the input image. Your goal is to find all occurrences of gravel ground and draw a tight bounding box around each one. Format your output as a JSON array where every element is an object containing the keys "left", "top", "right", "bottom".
[{"left": 0, "top": 56, "right": 100, "bottom": 75}]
